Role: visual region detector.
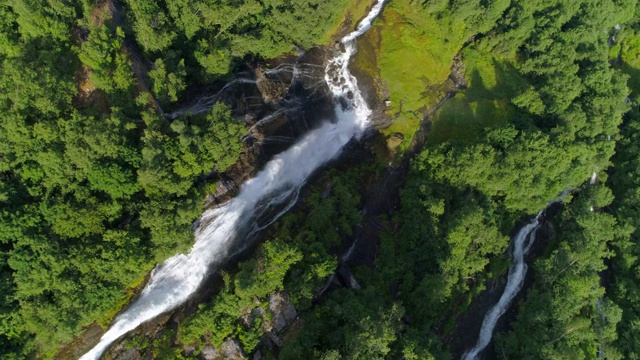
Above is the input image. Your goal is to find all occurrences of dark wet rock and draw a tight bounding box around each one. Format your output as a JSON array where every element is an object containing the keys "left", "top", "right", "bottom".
[
  {"left": 269, "top": 312, "right": 287, "bottom": 333},
  {"left": 252, "top": 306, "right": 267, "bottom": 321},
  {"left": 103, "top": 340, "right": 141, "bottom": 360},
  {"left": 214, "top": 173, "right": 242, "bottom": 201},
  {"left": 369, "top": 111, "right": 393, "bottom": 128},
  {"left": 223, "top": 80, "right": 268, "bottom": 118},
  {"left": 205, "top": 47, "right": 337, "bottom": 208},
  {"left": 253, "top": 350, "right": 263, "bottom": 360},
  {"left": 250, "top": 110, "right": 289, "bottom": 136},
  {"left": 255, "top": 67, "right": 292, "bottom": 105},
  {"left": 450, "top": 56, "right": 467, "bottom": 89},
  {"left": 337, "top": 266, "right": 361, "bottom": 290},
  {"left": 200, "top": 345, "right": 218, "bottom": 360},
  {"left": 267, "top": 330, "right": 284, "bottom": 348},
  {"left": 220, "top": 338, "right": 246, "bottom": 359}
]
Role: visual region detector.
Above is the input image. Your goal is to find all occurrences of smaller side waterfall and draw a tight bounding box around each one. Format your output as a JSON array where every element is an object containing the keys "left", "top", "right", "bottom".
[
  {"left": 461, "top": 210, "right": 543, "bottom": 360},
  {"left": 463, "top": 176, "right": 595, "bottom": 359}
]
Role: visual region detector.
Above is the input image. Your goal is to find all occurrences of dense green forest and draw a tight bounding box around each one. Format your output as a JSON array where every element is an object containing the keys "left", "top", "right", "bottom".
[{"left": 2, "top": 0, "right": 640, "bottom": 359}]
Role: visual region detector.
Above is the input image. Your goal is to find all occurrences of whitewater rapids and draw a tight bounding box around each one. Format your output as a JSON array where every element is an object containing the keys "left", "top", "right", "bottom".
[{"left": 80, "top": 1, "right": 386, "bottom": 359}]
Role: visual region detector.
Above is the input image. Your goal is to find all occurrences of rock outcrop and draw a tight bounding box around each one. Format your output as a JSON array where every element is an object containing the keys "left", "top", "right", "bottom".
[
  {"left": 200, "top": 345, "right": 217, "bottom": 360},
  {"left": 220, "top": 338, "right": 246, "bottom": 360},
  {"left": 268, "top": 292, "right": 298, "bottom": 333}
]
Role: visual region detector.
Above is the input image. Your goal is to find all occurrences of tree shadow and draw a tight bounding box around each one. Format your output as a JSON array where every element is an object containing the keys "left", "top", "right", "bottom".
[
  {"left": 428, "top": 58, "right": 530, "bottom": 145},
  {"left": 622, "top": 62, "right": 640, "bottom": 99}
]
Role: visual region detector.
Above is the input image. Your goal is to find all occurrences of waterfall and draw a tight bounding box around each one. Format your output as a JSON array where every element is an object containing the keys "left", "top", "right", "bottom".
[
  {"left": 462, "top": 186, "right": 583, "bottom": 359},
  {"left": 80, "top": 1, "right": 386, "bottom": 359},
  {"left": 461, "top": 211, "right": 543, "bottom": 360}
]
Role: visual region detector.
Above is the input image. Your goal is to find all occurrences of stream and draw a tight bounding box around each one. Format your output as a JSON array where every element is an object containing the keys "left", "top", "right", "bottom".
[
  {"left": 80, "top": 1, "right": 386, "bottom": 359},
  {"left": 461, "top": 210, "right": 544, "bottom": 360},
  {"left": 463, "top": 176, "right": 594, "bottom": 360}
]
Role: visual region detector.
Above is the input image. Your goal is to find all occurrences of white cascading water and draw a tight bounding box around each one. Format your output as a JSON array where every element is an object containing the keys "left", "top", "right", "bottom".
[
  {"left": 462, "top": 210, "right": 544, "bottom": 360},
  {"left": 80, "top": 1, "right": 386, "bottom": 359},
  {"left": 463, "top": 181, "right": 591, "bottom": 359}
]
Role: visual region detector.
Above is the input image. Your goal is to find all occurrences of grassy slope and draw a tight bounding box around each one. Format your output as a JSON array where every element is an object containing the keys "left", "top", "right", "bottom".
[
  {"left": 357, "top": 0, "right": 530, "bottom": 149},
  {"left": 369, "top": 0, "right": 470, "bottom": 148}
]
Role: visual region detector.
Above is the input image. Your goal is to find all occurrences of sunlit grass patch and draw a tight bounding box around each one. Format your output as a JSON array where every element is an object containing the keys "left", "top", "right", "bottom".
[{"left": 374, "top": 1, "right": 470, "bottom": 148}]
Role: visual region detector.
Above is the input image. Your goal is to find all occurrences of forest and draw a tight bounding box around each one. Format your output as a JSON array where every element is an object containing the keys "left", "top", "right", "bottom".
[{"left": 1, "top": 0, "right": 640, "bottom": 359}]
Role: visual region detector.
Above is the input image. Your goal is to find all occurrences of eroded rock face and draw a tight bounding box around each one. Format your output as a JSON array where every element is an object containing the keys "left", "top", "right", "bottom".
[
  {"left": 207, "top": 48, "right": 336, "bottom": 208},
  {"left": 241, "top": 305, "right": 267, "bottom": 328},
  {"left": 267, "top": 330, "right": 284, "bottom": 347},
  {"left": 255, "top": 66, "right": 292, "bottom": 105},
  {"left": 450, "top": 57, "right": 467, "bottom": 89},
  {"left": 102, "top": 340, "right": 142, "bottom": 360}
]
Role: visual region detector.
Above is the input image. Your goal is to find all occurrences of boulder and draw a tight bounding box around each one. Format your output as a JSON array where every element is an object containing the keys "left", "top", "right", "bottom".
[
  {"left": 268, "top": 293, "right": 297, "bottom": 332},
  {"left": 220, "top": 338, "right": 246, "bottom": 359},
  {"left": 386, "top": 132, "right": 405, "bottom": 152},
  {"left": 200, "top": 345, "right": 217, "bottom": 360}
]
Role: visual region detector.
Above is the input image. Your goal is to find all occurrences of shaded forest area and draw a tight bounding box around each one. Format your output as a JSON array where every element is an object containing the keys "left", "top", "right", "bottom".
[{"left": 2, "top": 0, "right": 640, "bottom": 359}]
